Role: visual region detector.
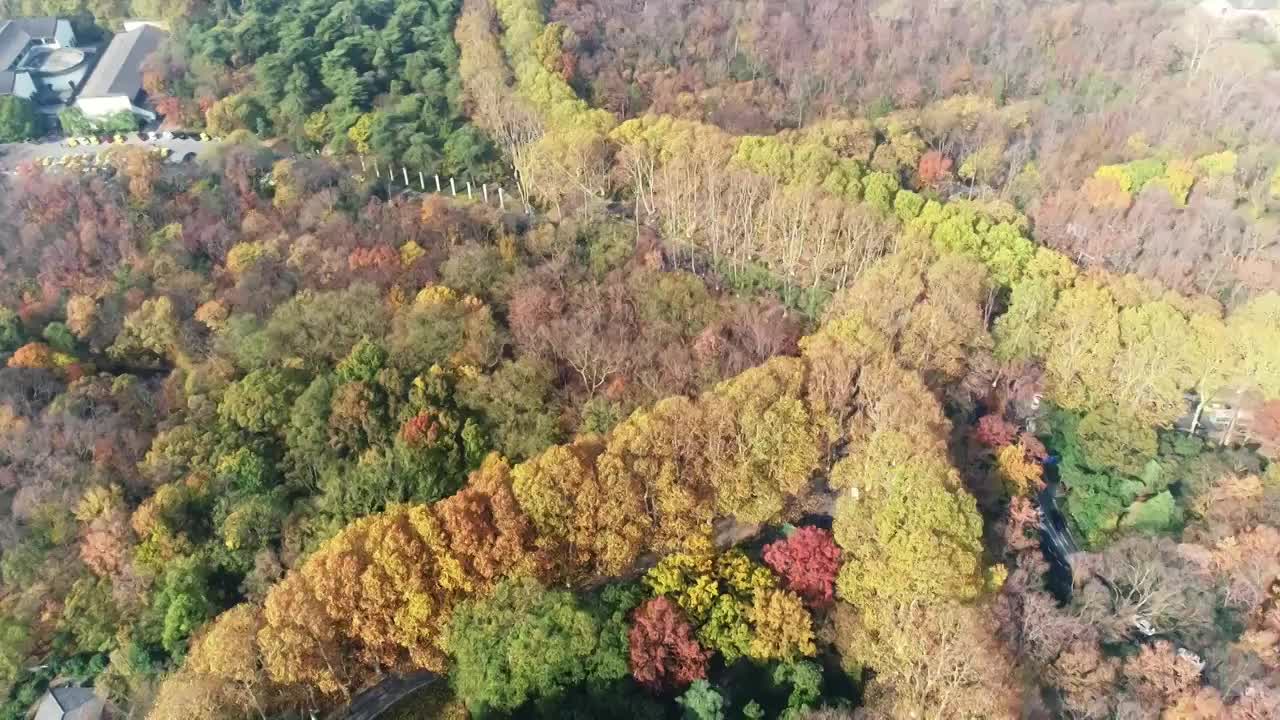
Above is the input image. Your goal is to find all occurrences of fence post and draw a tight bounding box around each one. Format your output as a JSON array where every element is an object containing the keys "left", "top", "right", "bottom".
[
  {"left": 359, "top": 156, "right": 366, "bottom": 172},
  {"left": 450, "top": 178, "right": 456, "bottom": 196},
  {"left": 435, "top": 175, "right": 441, "bottom": 192},
  {"left": 482, "top": 184, "right": 489, "bottom": 203},
  {"left": 419, "top": 171, "right": 425, "bottom": 190},
  {"left": 466, "top": 182, "right": 472, "bottom": 200},
  {"left": 498, "top": 187, "right": 505, "bottom": 211},
  {"left": 402, "top": 167, "right": 409, "bottom": 186},
  {"left": 374, "top": 163, "right": 380, "bottom": 178}
]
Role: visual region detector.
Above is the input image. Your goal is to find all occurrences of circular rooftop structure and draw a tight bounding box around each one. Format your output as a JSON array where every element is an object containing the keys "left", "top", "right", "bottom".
[{"left": 22, "top": 46, "right": 86, "bottom": 74}]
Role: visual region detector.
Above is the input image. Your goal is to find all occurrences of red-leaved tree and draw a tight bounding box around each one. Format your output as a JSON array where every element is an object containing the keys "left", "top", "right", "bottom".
[
  {"left": 762, "top": 526, "right": 841, "bottom": 608},
  {"left": 1252, "top": 399, "right": 1280, "bottom": 459},
  {"left": 628, "top": 597, "right": 709, "bottom": 693},
  {"left": 974, "top": 413, "right": 1018, "bottom": 449},
  {"left": 400, "top": 412, "right": 441, "bottom": 447},
  {"left": 917, "top": 150, "right": 953, "bottom": 188},
  {"left": 1018, "top": 432, "right": 1049, "bottom": 461}
]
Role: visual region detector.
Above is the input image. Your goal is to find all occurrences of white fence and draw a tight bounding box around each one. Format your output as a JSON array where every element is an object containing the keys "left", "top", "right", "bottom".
[{"left": 359, "top": 156, "right": 526, "bottom": 213}]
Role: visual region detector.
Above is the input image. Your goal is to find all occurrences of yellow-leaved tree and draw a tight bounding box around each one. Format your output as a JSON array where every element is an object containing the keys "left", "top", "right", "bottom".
[{"left": 830, "top": 428, "right": 985, "bottom": 627}]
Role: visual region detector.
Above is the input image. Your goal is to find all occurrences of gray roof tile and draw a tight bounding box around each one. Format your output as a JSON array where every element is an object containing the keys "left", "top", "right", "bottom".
[
  {"left": 11, "top": 17, "right": 57, "bottom": 39},
  {"left": 78, "top": 25, "right": 165, "bottom": 99},
  {"left": 0, "top": 21, "right": 32, "bottom": 71}
]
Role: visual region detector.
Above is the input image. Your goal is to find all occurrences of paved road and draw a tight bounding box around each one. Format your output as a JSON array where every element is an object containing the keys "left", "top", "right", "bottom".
[
  {"left": 0, "top": 135, "right": 216, "bottom": 169},
  {"left": 325, "top": 671, "right": 439, "bottom": 720}
]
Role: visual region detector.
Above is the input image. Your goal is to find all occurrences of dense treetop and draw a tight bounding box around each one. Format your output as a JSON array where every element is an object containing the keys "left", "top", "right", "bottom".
[{"left": 1, "top": 0, "right": 1279, "bottom": 717}]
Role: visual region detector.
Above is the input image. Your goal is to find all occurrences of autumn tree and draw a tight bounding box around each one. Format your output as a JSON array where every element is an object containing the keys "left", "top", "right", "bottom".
[
  {"left": 1041, "top": 280, "right": 1121, "bottom": 412},
  {"left": 1074, "top": 536, "right": 1217, "bottom": 646},
  {"left": 973, "top": 414, "right": 1019, "bottom": 448},
  {"left": 746, "top": 587, "right": 817, "bottom": 661},
  {"left": 1229, "top": 292, "right": 1280, "bottom": 399},
  {"left": 994, "top": 441, "right": 1045, "bottom": 497},
  {"left": 522, "top": 128, "right": 614, "bottom": 215},
  {"left": 822, "top": 244, "right": 993, "bottom": 389},
  {"left": 257, "top": 569, "right": 354, "bottom": 696},
  {"left": 1111, "top": 301, "right": 1197, "bottom": 426},
  {"left": 627, "top": 597, "right": 709, "bottom": 693},
  {"left": 80, "top": 507, "right": 132, "bottom": 579},
  {"left": 511, "top": 436, "right": 647, "bottom": 577},
  {"left": 762, "top": 527, "right": 841, "bottom": 608},
  {"left": 257, "top": 456, "right": 543, "bottom": 697},
  {"left": 147, "top": 670, "right": 241, "bottom": 720},
  {"left": 833, "top": 601, "right": 1019, "bottom": 720},
  {"left": 6, "top": 342, "right": 58, "bottom": 370},
  {"left": 645, "top": 540, "right": 815, "bottom": 663},
  {"left": 596, "top": 397, "right": 716, "bottom": 552},
  {"left": 1121, "top": 641, "right": 1201, "bottom": 706},
  {"left": 917, "top": 150, "right": 953, "bottom": 188},
  {"left": 109, "top": 296, "right": 186, "bottom": 368},
  {"left": 1249, "top": 400, "right": 1280, "bottom": 458},
  {"left": 111, "top": 146, "right": 164, "bottom": 202},
  {"left": 703, "top": 357, "right": 822, "bottom": 524},
  {"left": 181, "top": 605, "right": 278, "bottom": 718},
  {"left": 830, "top": 430, "right": 985, "bottom": 623},
  {"left": 993, "top": 248, "right": 1078, "bottom": 362},
  {"left": 56, "top": 577, "right": 120, "bottom": 655},
  {"left": 432, "top": 455, "right": 546, "bottom": 589}
]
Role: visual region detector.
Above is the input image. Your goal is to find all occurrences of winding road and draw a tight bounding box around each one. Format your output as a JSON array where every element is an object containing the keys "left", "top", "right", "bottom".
[{"left": 324, "top": 671, "right": 440, "bottom": 720}]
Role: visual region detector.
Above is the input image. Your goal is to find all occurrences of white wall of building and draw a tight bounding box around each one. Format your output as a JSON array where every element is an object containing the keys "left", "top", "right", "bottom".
[
  {"left": 53, "top": 19, "right": 75, "bottom": 48},
  {"left": 75, "top": 94, "right": 134, "bottom": 118},
  {"left": 122, "top": 21, "right": 169, "bottom": 32},
  {"left": 11, "top": 72, "right": 35, "bottom": 100}
]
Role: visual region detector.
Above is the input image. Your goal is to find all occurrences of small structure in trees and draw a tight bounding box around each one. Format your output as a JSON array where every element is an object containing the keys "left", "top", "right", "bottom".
[{"left": 34, "top": 686, "right": 104, "bottom": 720}]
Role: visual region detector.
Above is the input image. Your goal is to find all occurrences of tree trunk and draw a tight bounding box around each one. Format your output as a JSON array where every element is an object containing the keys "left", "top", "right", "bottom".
[
  {"left": 1222, "top": 405, "right": 1241, "bottom": 447},
  {"left": 1188, "top": 398, "right": 1205, "bottom": 437}
]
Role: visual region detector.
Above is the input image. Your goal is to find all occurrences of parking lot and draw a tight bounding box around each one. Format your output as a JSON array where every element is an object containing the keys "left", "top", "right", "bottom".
[{"left": 0, "top": 132, "right": 219, "bottom": 171}]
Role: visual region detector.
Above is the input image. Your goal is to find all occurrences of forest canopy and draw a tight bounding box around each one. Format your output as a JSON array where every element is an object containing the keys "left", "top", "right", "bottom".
[{"left": 1, "top": 0, "right": 1279, "bottom": 718}]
